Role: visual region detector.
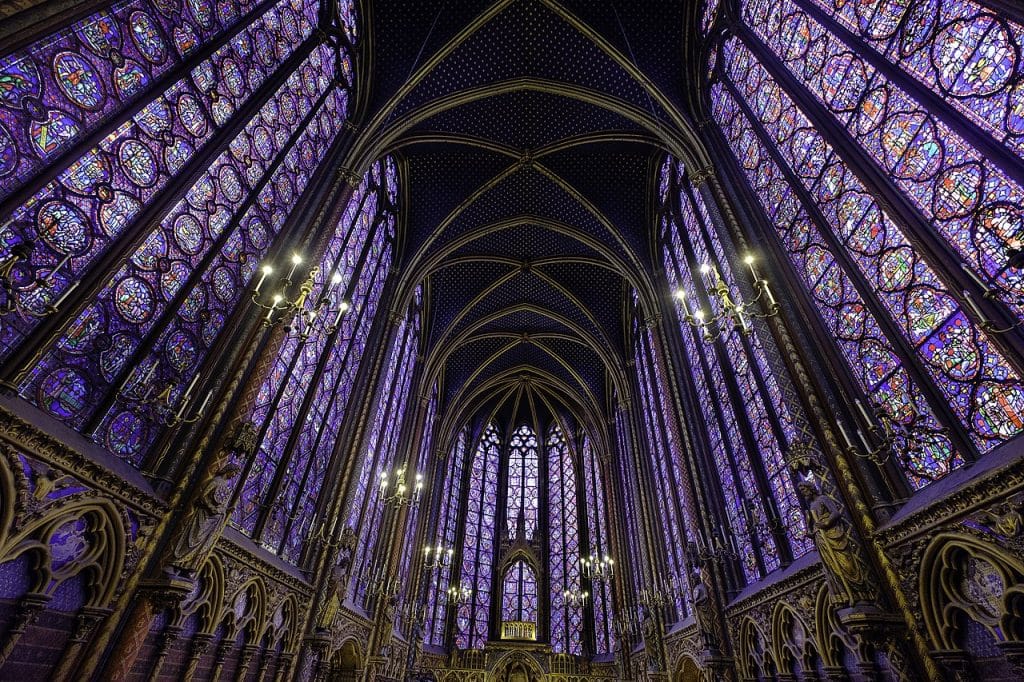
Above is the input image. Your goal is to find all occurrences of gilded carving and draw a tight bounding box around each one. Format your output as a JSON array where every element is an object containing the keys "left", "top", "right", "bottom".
[{"left": 796, "top": 476, "right": 876, "bottom": 607}]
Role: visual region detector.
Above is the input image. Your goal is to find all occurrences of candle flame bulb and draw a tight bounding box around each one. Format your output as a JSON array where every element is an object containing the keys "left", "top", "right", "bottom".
[{"left": 332, "top": 271, "right": 343, "bottom": 285}]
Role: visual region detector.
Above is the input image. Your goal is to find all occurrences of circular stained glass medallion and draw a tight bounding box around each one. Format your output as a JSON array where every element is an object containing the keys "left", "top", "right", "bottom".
[
  {"left": 173, "top": 213, "right": 205, "bottom": 254},
  {"left": 38, "top": 201, "right": 90, "bottom": 255},
  {"left": 38, "top": 367, "right": 89, "bottom": 419},
  {"left": 114, "top": 276, "right": 155, "bottom": 323},
  {"left": 130, "top": 11, "right": 168, "bottom": 64},
  {"left": 118, "top": 139, "right": 159, "bottom": 187},
  {"left": 177, "top": 92, "right": 207, "bottom": 137},
  {"left": 165, "top": 330, "right": 197, "bottom": 371},
  {"left": 106, "top": 410, "right": 148, "bottom": 459},
  {"left": 53, "top": 52, "right": 105, "bottom": 110}
]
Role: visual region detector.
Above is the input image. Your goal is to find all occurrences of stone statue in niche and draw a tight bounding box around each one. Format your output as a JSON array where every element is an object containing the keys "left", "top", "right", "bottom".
[
  {"left": 797, "top": 475, "right": 875, "bottom": 607},
  {"left": 641, "top": 606, "right": 664, "bottom": 671},
  {"left": 689, "top": 566, "right": 721, "bottom": 652},
  {"left": 165, "top": 461, "right": 241, "bottom": 577}
]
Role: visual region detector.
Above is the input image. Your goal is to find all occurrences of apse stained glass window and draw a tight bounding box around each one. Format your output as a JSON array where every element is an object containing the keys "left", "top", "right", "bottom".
[
  {"left": 582, "top": 434, "right": 614, "bottom": 655},
  {"left": 506, "top": 424, "right": 539, "bottom": 540},
  {"left": 547, "top": 424, "right": 583, "bottom": 655},
  {"left": 501, "top": 559, "right": 538, "bottom": 627},
  {"left": 349, "top": 286, "right": 421, "bottom": 604},
  {"left": 457, "top": 422, "right": 500, "bottom": 650},
  {"left": 426, "top": 428, "right": 468, "bottom": 647},
  {"left": 707, "top": 1, "right": 1024, "bottom": 487},
  {"left": 226, "top": 158, "right": 395, "bottom": 563}
]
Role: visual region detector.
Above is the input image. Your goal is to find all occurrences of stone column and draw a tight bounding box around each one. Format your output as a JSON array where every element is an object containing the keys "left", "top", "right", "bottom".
[
  {"left": 182, "top": 632, "right": 214, "bottom": 681},
  {"left": 0, "top": 592, "right": 49, "bottom": 667}
]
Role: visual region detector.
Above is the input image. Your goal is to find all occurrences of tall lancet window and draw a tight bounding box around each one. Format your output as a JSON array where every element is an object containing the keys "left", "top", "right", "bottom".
[
  {"left": 657, "top": 159, "right": 811, "bottom": 582},
  {"left": 582, "top": 434, "right": 614, "bottom": 654},
  {"left": 228, "top": 157, "right": 394, "bottom": 562},
  {"left": 506, "top": 424, "right": 539, "bottom": 540},
  {"left": 4, "top": 0, "right": 356, "bottom": 468},
  {"left": 708, "top": 0, "right": 1024, "bottom": 487},
  {"left": 547, "top": 424, "right": 583, "bottom": 655},
  {"left": 456, "top": 422, "right": 501, "bottom": 649},
  {"left": 614, "top": 406, "right": 645, "bottom": 605},
  {"left": 632, "top": 312, "right": 701, "bottom": 604},
  {"left": 501, "top": 559, "right": 538, "bottom": 627},
  {"left": 348, "top": 284, "right": 421, "bottom": 605},
  {"left": 425, "top": 428, "right": 468, "bottom": 647}
]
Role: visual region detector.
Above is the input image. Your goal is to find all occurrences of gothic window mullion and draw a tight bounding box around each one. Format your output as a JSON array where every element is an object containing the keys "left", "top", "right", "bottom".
[
  {"left": 674, "top": 161, "right": 793, "bottom": 569},
  {"left": 659, "top": 227, "right": 771, "bottom": 578},
  {"left": 634, "top": 330, "right": 694, "bottom": 595},
  {"left": 717, "top": 71, "right": 982, "bottom": 467},
  {"left": 78, "top": 82, "right": 339, "bottom": 437},
  {"left": 654, "top": 220, "right": 734, "bottom": 556},
  {"left": 350, "top": 318, "right": 414, "bottom": 590},
  {"left": 736, "top": 22, "right": 1024, "bottom": 365},
  {"left": 629, "top": 334, "right": 697, "bottom": 594},
  {"left": 680, "top": 178, "right": 796, "bottom": 462},
  {"left": 681, "top": 175, "right": 809, "bottom": 550}
]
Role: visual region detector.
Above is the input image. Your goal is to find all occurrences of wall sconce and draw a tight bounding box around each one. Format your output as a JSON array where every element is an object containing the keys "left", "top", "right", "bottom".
[
  {"left": 378, "top": 464, "right": 424, "bottom": 508},
  {"left": 0, "top": 240, "right": 79, "bottom": 319},
  {"left": 834, "top": 399, "right": 949, "bottom": 468},
  {"left": 580, "top": 553, "right": 614, "bottom": 582},
  {"left": 251, "top": 253, "right": 351, "bottom": 337},
  {"left": 117, "top": 361, "right": 211, "bottom": 427},
  {"left": 563, "top": 588, "right": 589, "bottom": 607},
  {"left": 423, "top": 544, "right": 454, "bottom": 570},
  {"left": 446, "top": 583, "right": 473, "bottom": 606},
  {"left": 674, "top": 255, "right": 778, "bottom": 342}
]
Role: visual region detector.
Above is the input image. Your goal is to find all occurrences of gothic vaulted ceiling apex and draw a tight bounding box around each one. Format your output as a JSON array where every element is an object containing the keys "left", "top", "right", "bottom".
[{"left": 359, "top": 0, "right": 705, "bottom": 429}]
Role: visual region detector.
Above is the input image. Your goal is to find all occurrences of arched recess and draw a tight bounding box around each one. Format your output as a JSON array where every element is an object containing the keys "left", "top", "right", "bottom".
[
  {"left": 920, "top": 533, "right": 1024, "bottom": 654},
  {"left": 770, "top": 601, "right": 819, "bottom": 678},
  {"left": 673, "top": 654, "right": 702, "bottom": 682},
  {"left": 177, "top": 554, "right": 225, "bottom": 633},
  {"left": 737, "top": 617, "right": 775, "bottom": 681},
  {"left": 227, "top": 578, "right": 268, "bottom": 646},
  {"left": 332, "top": 637, "right": 364, "bottom": 682},
  {"left": 490, "top": 649, "right": 545, "bottom": 682},
  {"left": 813, "top": 584, "right": 847, "bottom": 671},
  {"left": 0, "top": 494, "right": 126, "bottom": 608}
]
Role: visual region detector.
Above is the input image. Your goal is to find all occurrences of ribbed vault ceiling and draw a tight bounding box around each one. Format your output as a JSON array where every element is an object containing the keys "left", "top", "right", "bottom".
[{"left": 350, "top": 0, "right": 706, "bottom": 438}]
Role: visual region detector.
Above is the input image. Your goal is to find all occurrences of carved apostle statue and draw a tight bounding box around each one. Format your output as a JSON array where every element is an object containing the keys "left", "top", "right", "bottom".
[
  {"left": 797, "top": 477, "right": 875, "bottom": 607},
  {"left": 166, "top": 461, "right": 241, "bottom": 576}
]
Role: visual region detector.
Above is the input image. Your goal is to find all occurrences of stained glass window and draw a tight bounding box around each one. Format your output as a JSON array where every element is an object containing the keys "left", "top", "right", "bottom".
[
  {"left": 632, "top": 317, "right": 702, "bottom": 604},
  {"left": 227, "top": 158, "right": 395, "bottom": 563},
  {"left": 581, "top": 434, "right": 614, "bottom": 655},
  {"left": 0, "top": 0, "right": 320, "bottom": 360},
  {"left": 426, "top": 428, "right": 468, "bottom": 647},
  {"left": 501, "top": 559, "right": 538, "bottom": 626},
  {"left": 7, "top": 5, "right": 358, "bottom": 475},
  {"left": 506, "top": 424, "right": 539, "bottom": 540},
  {"left": 656, "top": 159, "right": 812, "bottom": 582},
  {"left": 708, "top": 2, "right": 1024, "bottom": 486},
  {"left": 348, "top": 285, "right": 421, "bottom": 603},
  {"left": 456, "top": 422, "right": 500, "bottom": 650},
  {"left": 547, "top": 424, "right": 582, "bottom": 655}
]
